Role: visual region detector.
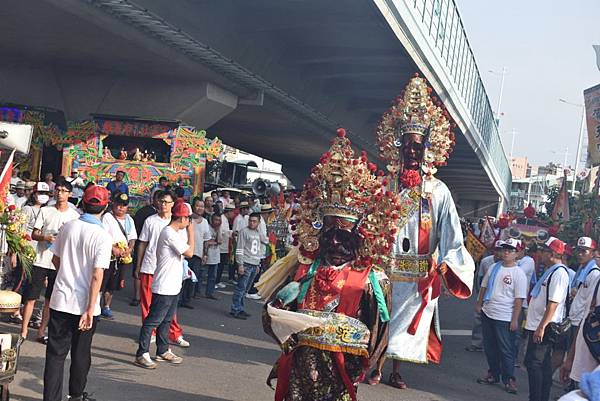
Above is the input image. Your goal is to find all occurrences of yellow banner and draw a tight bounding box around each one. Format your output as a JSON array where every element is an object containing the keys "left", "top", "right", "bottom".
[
  {"left": 465, "top": 229, "right": 487, "bottom": 263},
  {"left": 584, "top": 83, "right": 600, "bottom": 165}
]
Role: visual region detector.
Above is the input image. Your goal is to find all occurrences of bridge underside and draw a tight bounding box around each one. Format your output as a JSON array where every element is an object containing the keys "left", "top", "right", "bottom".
[{"left": 0, "top": 0, "right": 500, "bottom": 213}]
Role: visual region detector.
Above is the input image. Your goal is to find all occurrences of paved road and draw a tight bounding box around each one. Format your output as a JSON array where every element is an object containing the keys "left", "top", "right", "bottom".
[{"left": 3, "top": 283, "right": 567, "bottom": 401}]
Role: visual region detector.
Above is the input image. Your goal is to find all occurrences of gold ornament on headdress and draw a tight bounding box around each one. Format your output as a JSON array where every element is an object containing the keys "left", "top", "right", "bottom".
[
  {"left": 291, "top": 128, "right": 401, "bottom": 268},
  {"left": 376, "top": 75, "right": 456, "bottom": 176}
]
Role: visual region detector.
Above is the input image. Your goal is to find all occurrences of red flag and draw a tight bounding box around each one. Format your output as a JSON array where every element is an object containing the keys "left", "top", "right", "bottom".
[
  {"left": 551, "top": 170, "right": 570, "bottom": 222},
  {"left": 0, "top": 149, "right": 15, "bottom": 208}
]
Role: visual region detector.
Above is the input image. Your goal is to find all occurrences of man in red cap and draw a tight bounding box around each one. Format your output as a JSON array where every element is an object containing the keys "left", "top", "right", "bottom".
[
  {"left": 524, "top": 237, "right": 571, "bottom": 401},
  {"left": 560, "top": 236, "right": 600, "bottom": 385},
  {"left": 135, "top": 199, "right": 194, "bottom": 369},
  {"left": 43, "top": 185, "right": 113, "bottom": 401}
]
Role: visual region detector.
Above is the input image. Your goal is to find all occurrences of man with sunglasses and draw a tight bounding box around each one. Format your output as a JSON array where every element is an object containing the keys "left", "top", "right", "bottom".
[
  {"left": 21, "top": 179, "right": 80, "bottom": 343},
  {"left": 525, "top": 237, "right": 570, "bottom": 401}
]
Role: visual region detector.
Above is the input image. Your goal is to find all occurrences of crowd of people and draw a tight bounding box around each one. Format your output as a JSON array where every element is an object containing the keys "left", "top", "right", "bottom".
[
  {"left": 3, "top": 168, "right": 296, "bottom": 401},
  {"left": 4, "top": 75, "right": 599, "bottom": 401},
  {"left": 467, "top": 233, "right": 600, "bottom": 401}
]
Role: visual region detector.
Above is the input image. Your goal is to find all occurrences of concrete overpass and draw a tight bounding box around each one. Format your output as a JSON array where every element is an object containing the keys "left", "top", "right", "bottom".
[{"left": 0, "top": 0, "right": 510, "bottom": 215}]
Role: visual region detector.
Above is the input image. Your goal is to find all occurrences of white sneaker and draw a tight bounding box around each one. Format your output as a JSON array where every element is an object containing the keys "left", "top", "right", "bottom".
[
  {"left": 150, "top": 334, "right": 156, "bottom": 343},
  {"left": 135, "top": 352, "right": 157, "bottom": 369},
  {"left": 245, "top": 293, "right": 262, "bottom": 300},
  {"left": 215, "top": 283, "right": 226, "bottom": 289},
  {"left": 175, "top": 336, "right": 190, "bottom": 348},
  {"left": 155, "top": 349, "right": 183, "bottom": 364}
]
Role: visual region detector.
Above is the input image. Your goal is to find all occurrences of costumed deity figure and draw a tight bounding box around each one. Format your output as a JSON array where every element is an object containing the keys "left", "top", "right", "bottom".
[
  {"left": 132, "top": 147, "right": 142, "bottom": 161},
  {"left": 259, "top": 129, "right": 398, "bottom": 401},
  {"left": 368, "top": 75, "right": 475, "bottom": 388},
  {"left": 119, "top": 147, "right": 128, "bottom": 160},
  {"left": 102, "top": 146, "right": 113, "bottom": 159}
]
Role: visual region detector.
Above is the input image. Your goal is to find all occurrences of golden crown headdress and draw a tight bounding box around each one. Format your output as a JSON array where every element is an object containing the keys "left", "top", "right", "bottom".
[
  {"left": 376, "top": 74, "right": 456, "bottom": 176},
  {"left": 291, "top": 128, "right": 401, "bottom": 268}
]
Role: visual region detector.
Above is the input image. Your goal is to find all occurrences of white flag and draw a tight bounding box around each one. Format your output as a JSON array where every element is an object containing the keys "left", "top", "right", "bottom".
[{"left": 594, "top": 45, "right": 600, "bottom": 72}]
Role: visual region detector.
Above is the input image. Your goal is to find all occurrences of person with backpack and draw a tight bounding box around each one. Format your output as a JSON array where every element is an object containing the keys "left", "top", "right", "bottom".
[
  {"left": 525, "top": 237, "right": 571, "bottom": 401},
  {"left": 561, "top": 240, "right": 600, "bottom": 386}
]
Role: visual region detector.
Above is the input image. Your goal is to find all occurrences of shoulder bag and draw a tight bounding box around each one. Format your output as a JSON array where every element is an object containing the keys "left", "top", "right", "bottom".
[
  {"left": 544, "top": 265, "right": 572, "bottom": 344},
  {"left": 583, "top": 276, "right": 600, "bottom": 363}
]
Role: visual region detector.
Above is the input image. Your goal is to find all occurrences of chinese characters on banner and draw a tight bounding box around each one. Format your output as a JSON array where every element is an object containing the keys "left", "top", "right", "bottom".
[{"left": 584, "top": 83, "right": 600, "bottom": 165}]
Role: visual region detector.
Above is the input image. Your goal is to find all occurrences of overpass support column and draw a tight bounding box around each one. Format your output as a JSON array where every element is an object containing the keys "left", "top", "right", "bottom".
[{"left": 176, "top": 82, "right": 238, "bottom": 128}]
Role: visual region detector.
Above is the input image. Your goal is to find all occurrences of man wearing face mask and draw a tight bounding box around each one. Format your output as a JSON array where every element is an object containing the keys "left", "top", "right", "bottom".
[
  {"left": 260, "top": 130, "right": 394, "bottom": 401},
  {"left": 369, "top": 75, "right": 475, "bottom": 388}
]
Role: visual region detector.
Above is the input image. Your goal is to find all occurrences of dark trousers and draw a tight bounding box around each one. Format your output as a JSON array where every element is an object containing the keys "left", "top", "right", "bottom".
[
  {"left": 216, "top": 253, "right": 233, "bottom": 283},
  {"left": 481, "top": 312, "right": 516, "bottom": 384},
  {"left": 181, "top": 256, "right": 200, "bottom": 304},
  {"left": 136, "top": 293, "right": 179, "bottom": 357},
  {"left": 524, "top": 330, "right": 554, "bottom": 401},
  {"left": 43, "top": 309, "right": 98, "bottom": 401}
]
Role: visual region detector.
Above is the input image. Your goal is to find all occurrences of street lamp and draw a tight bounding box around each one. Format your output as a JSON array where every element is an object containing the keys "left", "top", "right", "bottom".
[
  {"left": 559, "top": 98, "right": 586, "bottom": 195},
  {"left": 489, "top": 67, "right": 508, "bottom": 125}
]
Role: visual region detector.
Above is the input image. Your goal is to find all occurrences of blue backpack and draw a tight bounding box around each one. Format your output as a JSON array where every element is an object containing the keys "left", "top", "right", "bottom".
[{"left": 583, "top": 278, "right": 600, "bottom": 363}]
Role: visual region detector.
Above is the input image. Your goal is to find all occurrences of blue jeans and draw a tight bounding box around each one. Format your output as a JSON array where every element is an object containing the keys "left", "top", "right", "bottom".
[
  {"left": 200, "top": 264, "right": 218, "bottom": 297},
  {"left": 136, "top": 293, "right": 179, "bottom": 357},
  {"left": 230, "top": 263, "right": 259, "bottom": 314},
  {"left": 524, "top": 330, "right": 554, "bottom": 401},
  {"left": 481, "top": 312, "right": 516, "bottom": 384}
]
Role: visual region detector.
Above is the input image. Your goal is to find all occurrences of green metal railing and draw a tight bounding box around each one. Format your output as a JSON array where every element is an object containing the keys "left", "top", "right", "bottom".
[{"left": 406, "top": 0, "right": 512, "bottom": 194}]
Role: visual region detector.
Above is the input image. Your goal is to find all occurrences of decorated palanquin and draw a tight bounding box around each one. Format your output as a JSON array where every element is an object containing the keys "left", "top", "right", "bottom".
[
  {"left": 499, "top": 213, "right": 551, "bottom": 247},
  {"left": 62, "top": 117, "right": 222, "bottom": 208},
  {"left": 0, "top": 107, "right": 222, "bottom": 209},
  {"left": 257, "top": 129, "right": 396, "bottom": 401}
]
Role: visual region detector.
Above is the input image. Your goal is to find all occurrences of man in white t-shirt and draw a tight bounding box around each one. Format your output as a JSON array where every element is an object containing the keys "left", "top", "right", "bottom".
[
  {"left": 475, "top": 238, "right": 527, "bottom": 394},
  {"left": 135, "top": 199, "right": 194, "bottom": 369},
  {"left": 43, "top": 185, "right": 112, "bottom": 401},
  {"left": 568, "top": 238, "right": 600, "bottom": 329},
  {"left": 181, "top": 197, "right": 210, "bottom": 305},
  {"left": 135, "top": 190, "right": 189, "bottom": 348},
  {"left": 13, "top": 181, "right": 28, "bottom": 209},
  {"left": 66, "top": 169, "right": 86, "bottom": 205},
  {"left": 215, "top": 205, "right": 234, "bottom": 287},
  {"left": 21, "top": 179, "right": 80, "bottom": 342},
  {"left": 467, "top": 240, "right": 504, "bottom": 352},
  {"left": 513, "top": 241, "right": 538, "bottom": 364},
  {"left": 203, "top": 214, "right": 222, "bottom": 299},
  {"left": 524, "top": 237, "right": 571, "bottom": 401},
  {"left": 561, "top": 238, "right": 600, "bottom": 385},
  {"left": 100, "top": 192, "right": 138, "bottom": 319},
  {"left": 225, "top": 201, "right": 250, "bottom": 287}
]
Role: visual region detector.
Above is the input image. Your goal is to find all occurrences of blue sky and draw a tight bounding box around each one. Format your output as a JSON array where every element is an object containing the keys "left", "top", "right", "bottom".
[{"left": 458, "top": 0, "right": 600, "bottom": 168}]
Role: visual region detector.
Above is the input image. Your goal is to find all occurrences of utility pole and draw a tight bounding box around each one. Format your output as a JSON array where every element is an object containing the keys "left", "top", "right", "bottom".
[
  {"left": 510, "top": 128, "right": 517, "bottom": 158},
  {"left": 489, "top": 67, "right": 508, "bottom": 126}
]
